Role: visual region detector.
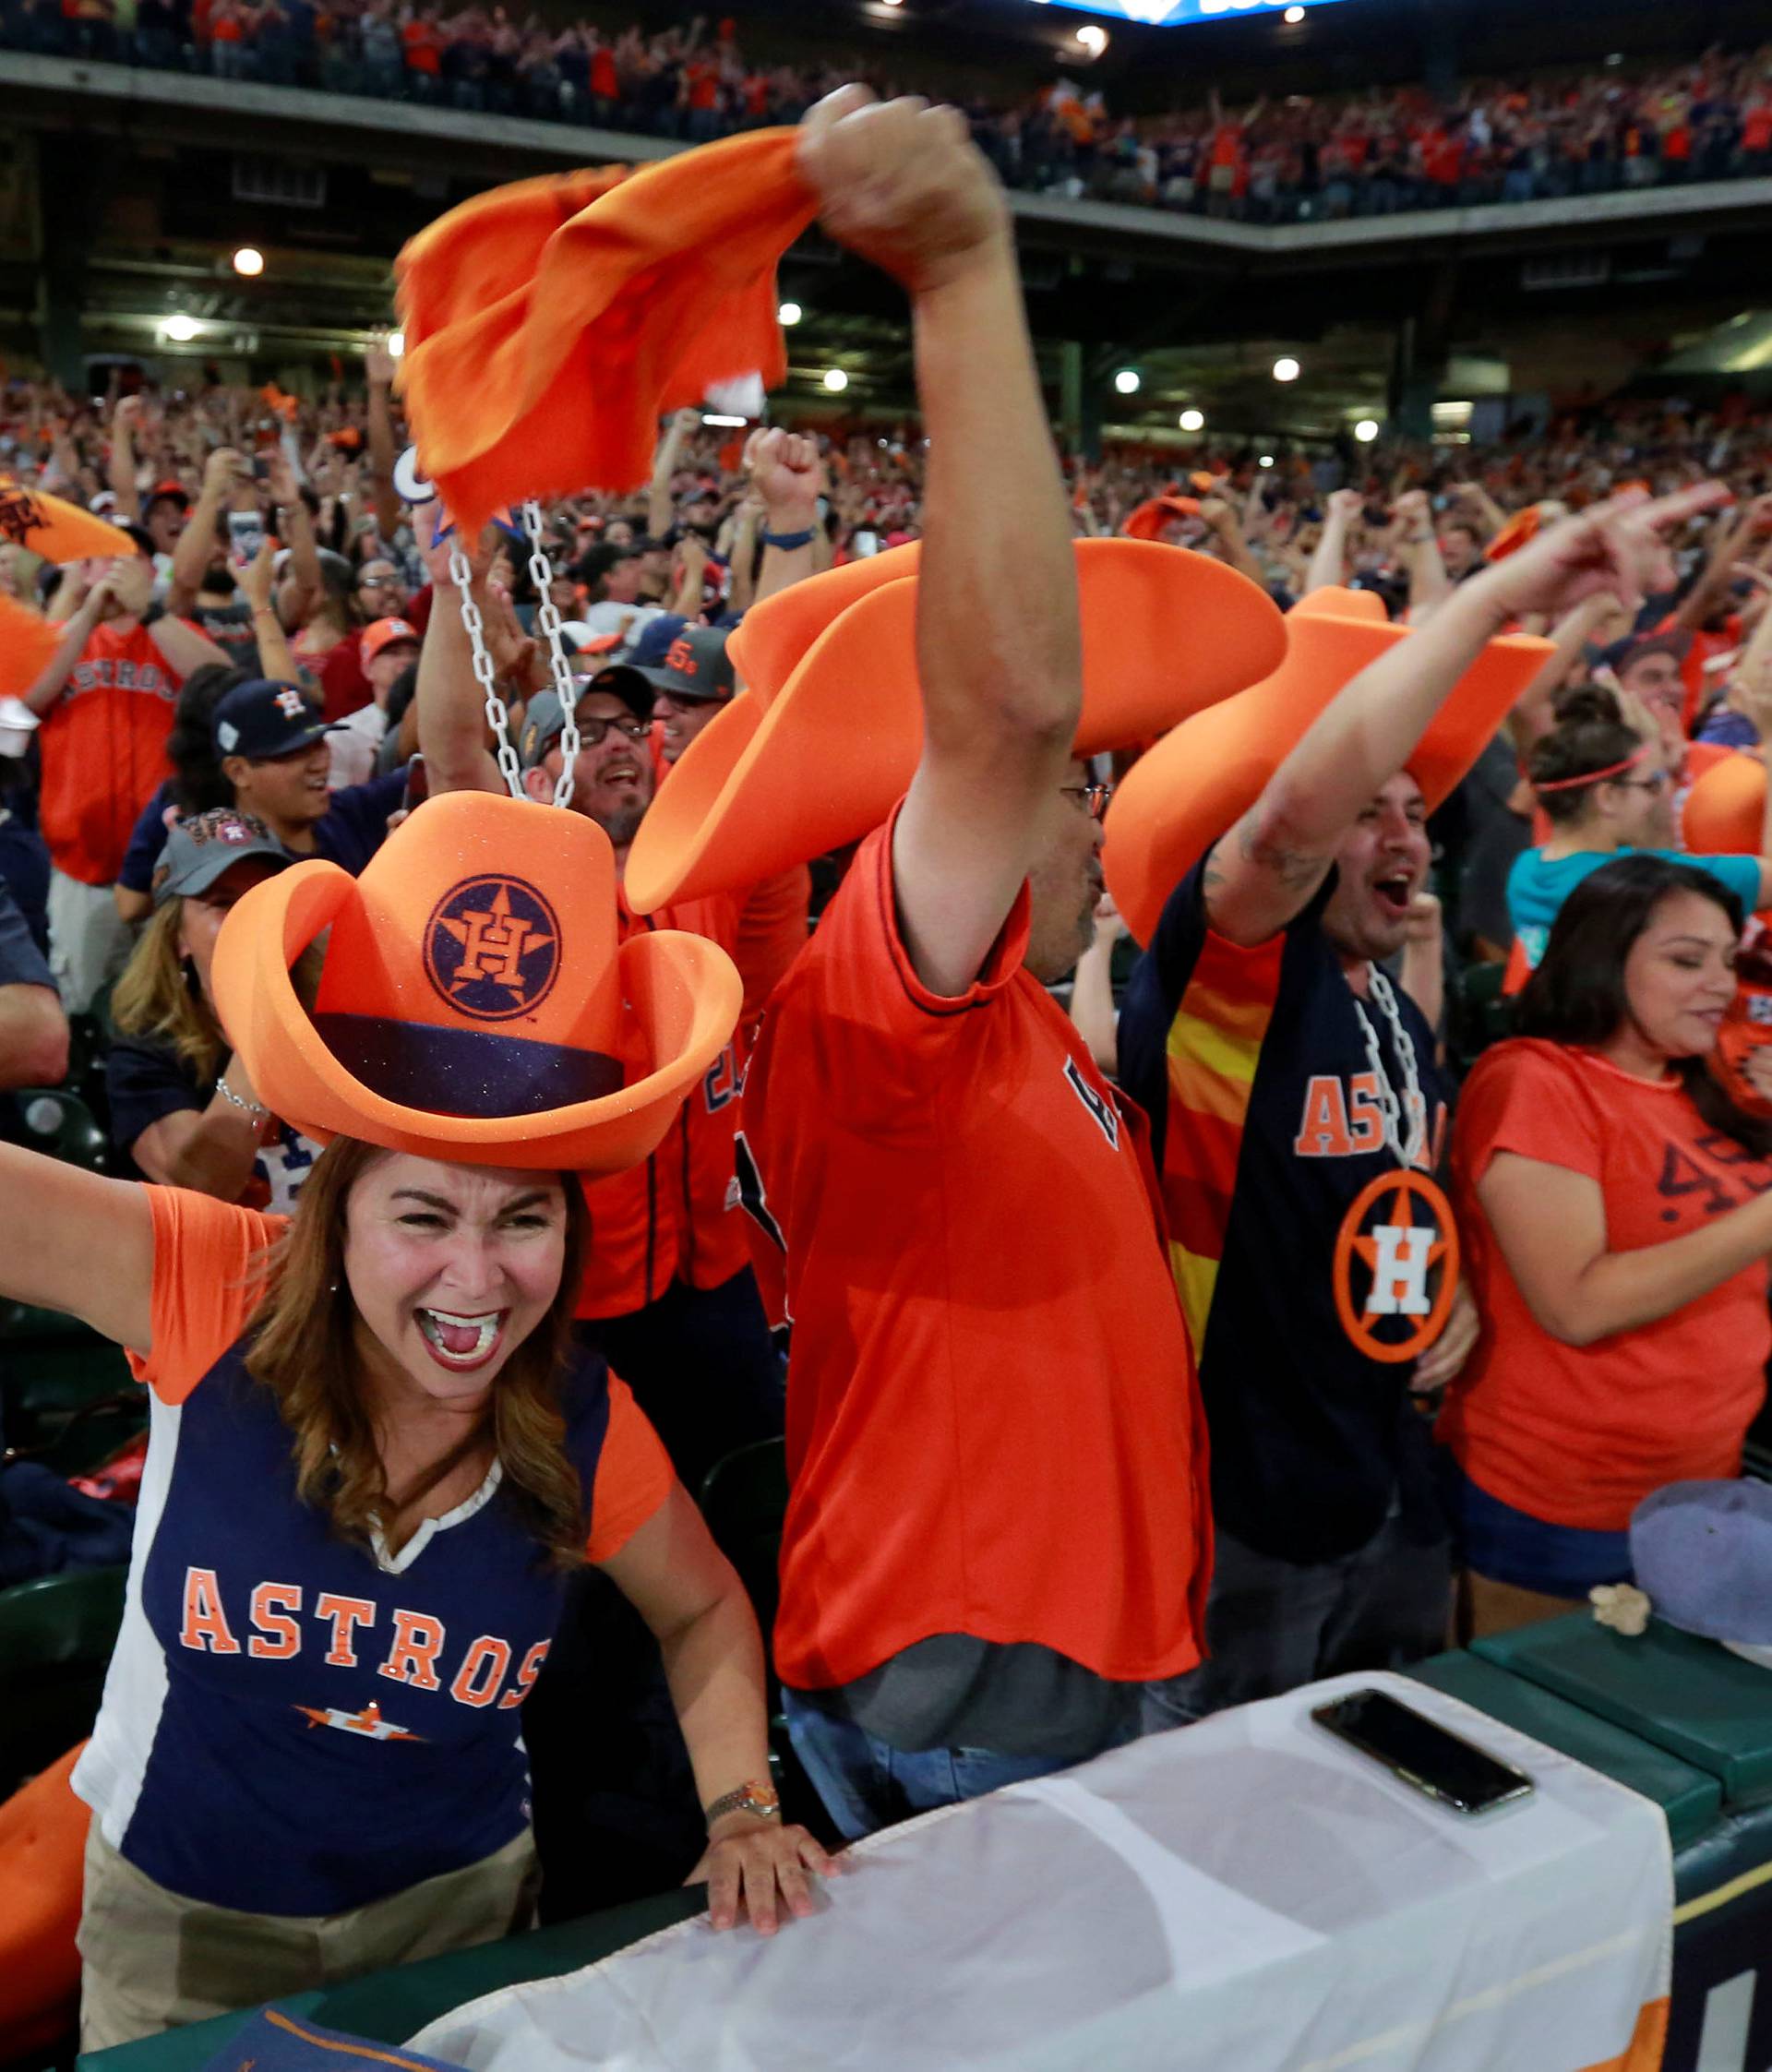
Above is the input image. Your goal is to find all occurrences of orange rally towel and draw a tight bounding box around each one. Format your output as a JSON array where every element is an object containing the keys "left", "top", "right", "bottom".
[
  {"left": 0, "top": 593, "right": 60, "bottom": 701},
  {"left": 395, "top": 132, "right": 817, "bottom": 534}
]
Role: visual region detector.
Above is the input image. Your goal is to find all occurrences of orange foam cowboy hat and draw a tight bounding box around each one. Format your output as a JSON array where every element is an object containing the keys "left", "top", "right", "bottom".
[
  {"left": 624, "top": 537, "right": 1287, "bottom": 915},
  {"left": 1103, "top": 587, "right": 1556, "bottom": 946},
  {"left": 0, "top": 479, "right": 136, "bottom": 564},
  {"left": 211, "top": 792, "right": 741, "bottom": 1174}
]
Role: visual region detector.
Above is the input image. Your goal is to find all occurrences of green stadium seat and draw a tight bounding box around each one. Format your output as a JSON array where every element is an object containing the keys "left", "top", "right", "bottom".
[
  {"left": 0, "top": 1566, "right": 127, "bottom": 1800},
  {"left": 12, "top": 1091, "right": 110, "bottom": 1174}
]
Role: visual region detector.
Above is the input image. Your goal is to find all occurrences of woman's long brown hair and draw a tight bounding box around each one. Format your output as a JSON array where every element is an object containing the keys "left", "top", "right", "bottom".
[
  {"left": 113, "top": 904, "right": 228, "bottom": 1081},
  {"left": 246, "top": 1136, "right": 591, "bottom": 1565}
]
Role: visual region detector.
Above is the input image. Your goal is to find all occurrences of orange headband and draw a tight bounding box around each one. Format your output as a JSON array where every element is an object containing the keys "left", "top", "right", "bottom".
[{"left": 1534, "top": 742, "right": 1649, "bottom": 793}]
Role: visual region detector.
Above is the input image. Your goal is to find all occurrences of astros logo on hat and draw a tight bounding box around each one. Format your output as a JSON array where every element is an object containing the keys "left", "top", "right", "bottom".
[
  {"left": 425, "top": 876, "right": 561, "bottom": 1022},
  {"left": 211, "top": 791, "right": 740, "bottom": 1174}
]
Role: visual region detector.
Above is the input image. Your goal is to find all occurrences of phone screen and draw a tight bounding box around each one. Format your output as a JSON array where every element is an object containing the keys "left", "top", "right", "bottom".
[
  {"left": 1311, "top": 1690, "right": 1534, "bottom": 1814},
  {"left": 228, "top": 510, "right": 266, "bottom": 564}
]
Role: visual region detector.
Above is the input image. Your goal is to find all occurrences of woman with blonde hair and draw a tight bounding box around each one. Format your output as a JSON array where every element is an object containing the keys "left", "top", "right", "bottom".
[
  {"left": 6, "top": 792, "right": 830, "bottom": 2049},
  {"left": 107, "top": 807, "right": 321, "bottom": 1208}
]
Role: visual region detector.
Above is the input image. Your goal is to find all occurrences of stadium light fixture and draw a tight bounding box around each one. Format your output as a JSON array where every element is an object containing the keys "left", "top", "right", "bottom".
[
  {"left": 1114, "top": 368, "right": 1141, "bottom": 396},
  {"left": 1179, "top": 408, "right": 1205, "bottom": 432},
  {"left": 232, "top": 246, "right": 265, "bottom": 278},
  {"left": 778, "top": 301, "right": 803, "bottom": 326},
  {"left": 1076, "top": 24, "right": 1108, "bottom": 54},
  {"left": 161, "top": 315, "right": 200, "bottom": 342},
  {"left": 1354, "top": 418, "right": 1381, "bottom": 443},
  {"left": 702, "top": 413, "right": 748, "bottom": 428},
  {"left": 1272, "top": 356, "right": 1300, "bottom": 382},
  {"left": 387, "top": 330, "right": 406, "bottom": 357},
  {"left": 1283, "top": 5, "right": 1305, "bottom": 19},
  {"left": 1259, "top": 454, "right": 1275, "bottom": 469},
  {"left": 823, "top": 368, "right": 849, "bottom": 392}
]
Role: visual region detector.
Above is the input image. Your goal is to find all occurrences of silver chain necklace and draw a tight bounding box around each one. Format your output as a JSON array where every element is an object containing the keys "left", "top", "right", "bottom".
[
  {"left": 1349, "top": 965, "right": 1427, "bottom": 1170},
  {"left": 449, "top": 498, "right": 583, "bottom": 808}
]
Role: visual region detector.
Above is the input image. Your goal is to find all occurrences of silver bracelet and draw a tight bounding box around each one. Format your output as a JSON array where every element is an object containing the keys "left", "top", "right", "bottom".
[{"left": 214, "top": 1074, "right": 267, "bottom": 1120}]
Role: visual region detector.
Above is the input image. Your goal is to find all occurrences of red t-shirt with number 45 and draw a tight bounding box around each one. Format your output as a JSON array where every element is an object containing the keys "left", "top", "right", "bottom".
[{"left": 1443, "top": 1037, "right": 1772, "bottom": 1530}]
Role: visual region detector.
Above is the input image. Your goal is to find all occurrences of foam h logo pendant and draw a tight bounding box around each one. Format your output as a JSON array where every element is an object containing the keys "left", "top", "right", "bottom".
[{"left": 1332, "top": 1168, "right": 1459, "bottom": 1364}]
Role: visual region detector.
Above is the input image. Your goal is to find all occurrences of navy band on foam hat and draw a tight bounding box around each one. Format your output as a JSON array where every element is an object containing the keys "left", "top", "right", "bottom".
[{"left": 210, "top": 791, "right": 742, "bottom": 1176}]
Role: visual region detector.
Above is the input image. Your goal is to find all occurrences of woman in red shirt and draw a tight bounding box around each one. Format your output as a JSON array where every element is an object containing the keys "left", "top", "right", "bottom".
[{"left": 1443, "top": 854, "right": 1772, "bottom": 1637}]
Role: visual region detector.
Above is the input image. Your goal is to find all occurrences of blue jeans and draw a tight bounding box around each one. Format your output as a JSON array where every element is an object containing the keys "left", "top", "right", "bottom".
[{"left": 782, "top": 1691, "right": 1071, "bottom": 1843}]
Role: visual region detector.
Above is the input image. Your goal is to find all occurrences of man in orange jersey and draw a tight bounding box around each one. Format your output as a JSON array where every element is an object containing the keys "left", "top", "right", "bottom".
[
  {"left": 24, "top": 530, "right": 231, "bottom": 1011},
  {"left": 736, "top": 90, "right": 1211, "bottom": 1840}
]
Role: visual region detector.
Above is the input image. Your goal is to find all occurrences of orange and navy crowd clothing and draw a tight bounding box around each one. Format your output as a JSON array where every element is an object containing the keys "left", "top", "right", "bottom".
[
  {"left": 574, "top": 870, "right": 807, "bottom": 1321},
  {"left": 71, "top": 1185, "right": 673, "bottom": 1916},
  {"left": 737, "top": 804, "right": 1210, "bottom": 1759},
  {"left": 1441, "top": 1038, "right": 1772, "bottom": 1532},
  {"left": 36, "top": 620, "right": 185, "bottom": 886},
  {"left": 1117, "top": 858, "right": 1453, "bottom": 1566}
]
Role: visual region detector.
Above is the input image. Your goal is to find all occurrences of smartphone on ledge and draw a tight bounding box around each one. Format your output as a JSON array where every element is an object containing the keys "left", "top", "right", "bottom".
[{"left": 1311, "top": 1689, "right": 1535, "bottom": 1816}]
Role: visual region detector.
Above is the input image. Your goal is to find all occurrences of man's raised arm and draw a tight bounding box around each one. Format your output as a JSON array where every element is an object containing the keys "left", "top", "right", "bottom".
[{"left": 798, "top": 90, "right": 1081, "bottom": 998}]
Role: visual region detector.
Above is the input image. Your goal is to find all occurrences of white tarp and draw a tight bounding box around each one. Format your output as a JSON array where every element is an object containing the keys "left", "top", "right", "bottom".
[{"left": 412, "top": 1671, "right": 1671, "bottom": 2072}]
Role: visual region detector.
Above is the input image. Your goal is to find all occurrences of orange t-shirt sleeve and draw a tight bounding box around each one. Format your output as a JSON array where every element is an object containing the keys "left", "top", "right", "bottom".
[
  {"left": 733, "top": 862, "right": 811, "bottom": 1022},
  {"left": 126, "top": 1185, "right": 285, "bottom": 1406},
  {"left": 799, "top": 807, "right": 1031, "bottom": 1129},
  {"left": 584, "top": 1371, "right": 676, "bottom": 1563},
  {"left": 1460, "top": 1045, "right": 1602, "bottom": 1190}
]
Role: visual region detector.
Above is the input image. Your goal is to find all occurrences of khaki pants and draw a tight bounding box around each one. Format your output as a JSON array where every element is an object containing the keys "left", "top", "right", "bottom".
[
  {"left": 77, "top": 1820, "right": 541, "bottom": 2051},
  {"left": 46, "top": 868, "right": 134, "bottom": 1015}
]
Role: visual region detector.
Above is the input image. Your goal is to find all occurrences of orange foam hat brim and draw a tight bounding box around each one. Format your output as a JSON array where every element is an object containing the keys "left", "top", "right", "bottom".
[
  {"left": 0, "top": 594, "right": 60, "bottom": 699},
  {"left": 396, "top": 133, "right": 816, "bottom": 533},
  {"left": 1102, "top": 588, "right": 1555, "bottom": 946},
  {"left": 0, "top": 483, "right": 136, "bottom": 566},
  {"left": 1123, "top": 497, "right": 1201, "bottom": 542},
  {"left": 1683, "top": 751, "right": 1766, "bottom": 856},
  {"left": 211, "top": 860, "right": 742, "bottom": 1175},
  {"left": 625, "top": 539, "right": 1287, "bottom": 915},
  {"left": 1484, "top": 507, "right": 1542, "bottom": 563}
]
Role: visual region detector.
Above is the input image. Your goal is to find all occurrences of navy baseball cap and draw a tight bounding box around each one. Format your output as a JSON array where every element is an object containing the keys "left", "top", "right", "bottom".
[
  {"left": 151, "top": 808, "right": 291, "bottom": 908},
  {"left": 629, "top": 625, "right": 736, "bottom": 705},
  {"left": 627, "top": 614, "right": 690, "bottom": 671},
  {"left": 212, "top": 678, "right": 329, "bottom": 761}
]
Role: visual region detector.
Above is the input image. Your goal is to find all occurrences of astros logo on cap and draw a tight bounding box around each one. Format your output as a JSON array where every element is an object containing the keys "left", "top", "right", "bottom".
[{"left": 425, "top": 875, "right": 559, "bottom": 1021}]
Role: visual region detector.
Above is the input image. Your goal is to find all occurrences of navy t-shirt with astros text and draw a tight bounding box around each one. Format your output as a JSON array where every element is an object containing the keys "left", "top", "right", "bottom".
[{"left": 1117, "top": 858, "right": 1455, "bottom": 1565}]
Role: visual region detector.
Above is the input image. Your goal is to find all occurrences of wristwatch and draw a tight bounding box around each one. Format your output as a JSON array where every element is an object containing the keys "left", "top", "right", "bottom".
[{"left": 703, "top": 1779, "right": 782, "bottom": 1827}]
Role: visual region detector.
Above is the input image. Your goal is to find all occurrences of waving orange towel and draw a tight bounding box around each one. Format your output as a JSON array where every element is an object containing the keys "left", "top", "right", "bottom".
[
  {"left": 395, "top": 132, "right": 816, "bottom": 534},
  {"left": 0, "top": 593, "right": 59, "bottom": 701}
]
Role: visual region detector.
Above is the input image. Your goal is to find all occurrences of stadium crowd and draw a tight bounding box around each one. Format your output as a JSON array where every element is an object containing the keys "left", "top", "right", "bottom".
[
  {"left": 4, "top": 0, "right": 1770, "bottom": 221},
  {"left": 3, "top": 73, "right": 1772, "bottom": 2057}
]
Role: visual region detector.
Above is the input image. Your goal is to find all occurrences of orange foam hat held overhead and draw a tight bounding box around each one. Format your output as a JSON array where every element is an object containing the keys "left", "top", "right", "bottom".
[
  {"left": 211, "top": 792, "right": 741, "bottom": 1173},
  {"left": 624, "top": 538, "right": 1287, "bottom": 915},
  {"left": 0, "top": 480, "right": 137, "bottom": 565},
  {"left": 1123, "top": 496, "right": 1202, "bottom": 542},
  {"left": 0, "top": 593, "right": 60, "bottom": 701},
  {"left": 1682, "top": 750, "right": 1766, "bottom": 856},
  {"left": 395, "top": 132, "right": 817, "bottom": 535},
  {"left": 1102, "top": 587, "right": 1556, "bottom": 946}
]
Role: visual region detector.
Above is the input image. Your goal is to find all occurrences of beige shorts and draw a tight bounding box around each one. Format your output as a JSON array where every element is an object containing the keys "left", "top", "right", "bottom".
[{"left": 77, "top": 1818, "right": 540, "bottom": 2052}]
